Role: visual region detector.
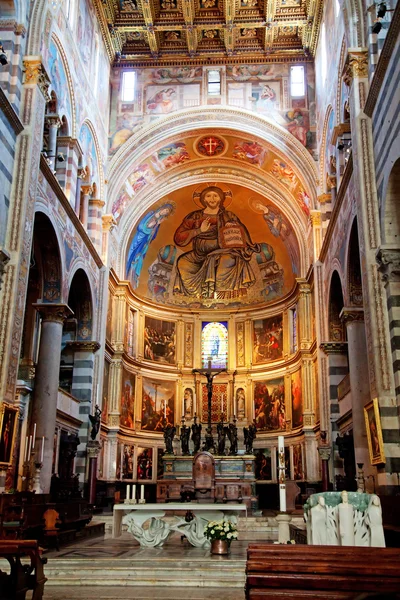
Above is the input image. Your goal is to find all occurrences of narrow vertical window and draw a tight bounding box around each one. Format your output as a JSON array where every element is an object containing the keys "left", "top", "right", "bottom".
[
  {"left": 290, "top": 66, "right": 305, "bottom": 97},
  {"left": 207, "top": 70, "right": 221, "bottom": 95},
  {"left": 121, "top": 71, "right": 136, "bottom": 102}
]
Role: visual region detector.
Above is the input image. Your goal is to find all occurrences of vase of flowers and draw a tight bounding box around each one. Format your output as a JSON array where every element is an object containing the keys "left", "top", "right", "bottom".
[{"left": 204, "top": 520, "right": 238, "bottom": 555}]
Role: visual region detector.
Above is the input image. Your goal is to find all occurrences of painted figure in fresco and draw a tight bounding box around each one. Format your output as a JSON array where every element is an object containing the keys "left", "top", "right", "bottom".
[
  {"left": 285, "top": 109, "right": 308, "bottom": 147},
  {"left": 146, "top": 88, "right": 177, "bottom": 114},
  {"left": 173, "top": 186, "right": 261, "bottom": 300},
  {"left": 126, "top": 203, "right": 174, "bottom": 288}
]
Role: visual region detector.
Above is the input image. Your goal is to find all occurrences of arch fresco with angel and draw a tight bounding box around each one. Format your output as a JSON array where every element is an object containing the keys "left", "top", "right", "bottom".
[{"left": 125, "top": 183, "right": 300, "bottom": 309}]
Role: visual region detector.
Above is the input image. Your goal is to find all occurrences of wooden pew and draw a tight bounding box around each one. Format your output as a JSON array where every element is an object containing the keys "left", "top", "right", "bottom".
[
  {"left": 0, "top": 540, "right": 47, "bottom": 600},
  {"left": 246, "top": 543, "right": 400, "bottom": 599}
]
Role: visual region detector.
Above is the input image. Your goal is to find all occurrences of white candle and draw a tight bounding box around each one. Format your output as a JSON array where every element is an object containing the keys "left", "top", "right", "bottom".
[
  {"left": 278, "top": 435, "right": 286, "bottom": 512},
  {"left": 126, "top": 484, "right": 130, "bottom": 500},
  {"left": 32, "top": 423, "right": 36, "bottom": 449},
  {"left": 279, "top": 484, "right": 287, "bottom": 512},
  {"left": 132, "top": 484, "right": 136, "bottom": 500},
  {"left": 24, "top": 437, "right": 28, "bottom": 462},
  {"left": 221, "top": 394, "right": 224, "bottom": 417},
  {"left": 140, "top": 485, "right": 145, "bottom": 500},
  {"left": 40, "top": 437, "right": 44, "bottom": 463},
  {"left": 27, "top": 435, "right": 32, "bottom": 459}
]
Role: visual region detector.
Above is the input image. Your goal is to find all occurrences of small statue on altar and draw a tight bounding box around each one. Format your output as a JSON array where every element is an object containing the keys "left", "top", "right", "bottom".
[
  {"left": 88, "top": 405, "right": 102, "bottom": 440},
  {"left": 244, "top": 420, "right": 257, "bottom": 454},
  {"left": 227, "top": 419, "right": 238, "bottom": 455},
  {"left": 164, "top": 423, "right": 176, "bottom": 454},
  {"left": 217, "top": 420, "right": 226, "bottom": 455},
  {"left": 191, "top": 414, "right": 202, "bottom": 454},
  {"left": 180, "top": 423, "right": 191, "bottom": 455}
]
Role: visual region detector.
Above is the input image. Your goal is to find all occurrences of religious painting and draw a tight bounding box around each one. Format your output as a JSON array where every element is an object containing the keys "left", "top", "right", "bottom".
[
  {"left": 0, "top": 405, "right": 18, "bottom": 466},
  {"left": 293, "top": 444, "right": 303, "bottom": 480},
  {"left": 145, "top": 84, "right": 200, "bottom": 115},
  {"left": 236, "top": 322, "right": 245, "bottom": 367},
  {"left": 120, "top": 368, "right": 135, "bottom": 429},
  {"left": 77, "top": 0, "right": 94, "bottom": 68},
  {"left": 201, "top": 321, "right": 228, "bottom": 369},
  {"left": 364, "top": 398, "right": 385, "bottom": 466},
  {"left": 79, "top": 123, "right": 99, "bottom": 190},
  {"left": 252, "top": 81, "right": 282, "bottom": 113},
  {"left": 144, "top": 316, "right": 176, "bottom": 364},
  {"left": 255, "top": 448, "right": 272, "bottom": 480},
  {"left": 151, "top": 143, "right": 190, "bottom": 171},
  {"left": 183, "top": 388, "right": 194, "bottom": 419},
  {"left": 232, "top": 140, "right": 267, "bottom": 166},
  {"left": 141, "top": 377, "right": 175, "bottom": 431},
  {"left": 122, "top": 444, "right": 134, "bottom": 479},
  {"left": 125, "top": 307, "right": 135, "bottom": 356},
  {"left": 235, "top": 388, "right": 246, "bottom": 420},
  {"left": 291, "top": 369, "right": 303, "bottom": 429},
  {"left": 127, "top": 162, "right": 154, "bottom": 192},
  {"left": 101, "top": 360, "right": 110, "bottom": 424},
  {"left": 47, "top": 40, "right": 73, "bottom": 128},
  {"left": 254, "top": 378, "right": 285, "bottom": 432},
  {"left": 184, "top": 322, "right": 194, "bottom": 367},
  {"left": 137, "top": 447, "right": 153, "bottom": 480},
  {"left": 202, "top": 382, "right": 228, "bottom": 423},
  {"left": 126, "top": 182, "right": 296, "bottom": 309},
  {"left": 253, "top": 315, "right": 283, "bottom": 364},
  {"left": 126, "top": 202, "right": 175, "bottom": 289},
  {"left": 157, "top": 448, "right": 164, "bottom": 479}
]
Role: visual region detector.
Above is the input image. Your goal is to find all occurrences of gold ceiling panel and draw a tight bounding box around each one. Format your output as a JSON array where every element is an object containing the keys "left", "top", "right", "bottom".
[{"left": 95, "top": 0, "right": 322, "bottom": 64}]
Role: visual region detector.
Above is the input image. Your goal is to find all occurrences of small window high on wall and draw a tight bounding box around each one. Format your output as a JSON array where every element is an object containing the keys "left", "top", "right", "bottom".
[
  {"left": 121, "top": 71, "right": 136, "bottom": 102},
  {"left": 290, "top": 66, "right": 305, "bottom": 97},
  {"left": 207, "top": 70, "right": 221, "bottom": 95},
  {"left": 201, "top": 322, "right": 228, "bottom": 369}
]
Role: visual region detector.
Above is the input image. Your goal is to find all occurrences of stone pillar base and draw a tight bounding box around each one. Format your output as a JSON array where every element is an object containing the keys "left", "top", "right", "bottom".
[{"left": 276, "top": 512, "right": 292, "bottom": 543}]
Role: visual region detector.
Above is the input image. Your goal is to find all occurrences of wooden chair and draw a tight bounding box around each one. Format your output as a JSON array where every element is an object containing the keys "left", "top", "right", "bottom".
[
  {"left": 42, "top": 508, "right": 61, "bottom": 551},
  {"left": 0, "top": 540, "right": 47, "bottom": 600}
]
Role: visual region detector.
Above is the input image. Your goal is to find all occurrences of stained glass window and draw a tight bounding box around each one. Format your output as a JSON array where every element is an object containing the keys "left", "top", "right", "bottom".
[{"left": 201, "top": 321, "right": 228, "bottom": 369}]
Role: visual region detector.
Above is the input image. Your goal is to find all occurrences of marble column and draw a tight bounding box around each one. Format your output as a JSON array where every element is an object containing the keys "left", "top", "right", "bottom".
[
  {"left": 45, "top": 114, "right": 62, "bottom": 169},
  {"left": 80, "top": 184, "right": 93, "bottom": 229},
  {"left": 87, "top": 440, "right": 101, "bottom": 505},
  {"left": 340, "top": 308, "right": 372, "bottom": 473},
  {"left": 31, "top": 303, "right": 73, "bottom": 493}
]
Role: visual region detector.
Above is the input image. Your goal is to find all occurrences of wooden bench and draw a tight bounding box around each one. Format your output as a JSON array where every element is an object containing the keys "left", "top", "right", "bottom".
[
  {"left": 0, "top": 540, "right": 47, "bottom": 600},
  {"left": 246, "top": 543, "right": 400, "bottom": 599}
]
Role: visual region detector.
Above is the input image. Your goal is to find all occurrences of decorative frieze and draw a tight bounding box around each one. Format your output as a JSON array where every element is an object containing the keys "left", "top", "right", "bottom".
[
  {"left": 33, "top": 303, "right": 73, "bottom": 324},
  {"left": 319, "top": 342, "right": 348, "bottom": 355}
]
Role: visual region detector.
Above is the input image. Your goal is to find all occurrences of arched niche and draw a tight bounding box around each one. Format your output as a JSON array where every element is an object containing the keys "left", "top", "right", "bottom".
[
  {"left": 347, "top": 218, "right": 363, "bottom": 307},
  {"left": 328, "top": 271, "right": 346, "bottom": 342},
  {"left": 382, "top": 158, "right": 400, "bottom": 245}
]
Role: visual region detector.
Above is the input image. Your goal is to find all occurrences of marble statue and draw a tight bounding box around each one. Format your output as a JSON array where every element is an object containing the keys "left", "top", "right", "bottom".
[
  {"left": 180, "top": 424, "right": 191, "bottom": 455},
  {"left": 123, "top": 514, "right": 172, "bottom": 547},
  {"left": 338, "top": 490, "right": 355, "bottom": 546},
  {"left": 172, "top": 514, "right": 212, "bottom": 548},
  {"left": 310, "top": 495, "right": 327, "bottom": 545},
  {"left": 365, "top": 494, "right": 386, "bottom": 547},
  {"left": 227, "top": 422, "right": 238, "bottom": 455},
  {"left": 88, "top": 405, "right": 101, "bottom": 440}
]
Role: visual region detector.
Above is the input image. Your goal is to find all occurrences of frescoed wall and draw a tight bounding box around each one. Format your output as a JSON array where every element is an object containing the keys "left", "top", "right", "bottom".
[
  {"left": 137, "top": 448, "right": 153, "bottom": 480},
  {"left": 253, "top": 316, "right": 283, "bottom": 364},
  {"left": 47, "top": 39, "right": 73, "bottom": 127},
  {"left": 141, "top": 378, "right": 175, "bottom": 431},
  {"left": 120, "top": 368, "right": 135, "bottom": 429},
  {"left": 291, "top": 369, "right": 303, "bottom": 429},
  {"left": 254, "top": 378, "right": 285, "bottom": 432},
  {"left": 125, "top": 183, "right": 298, "bottom": 310}
]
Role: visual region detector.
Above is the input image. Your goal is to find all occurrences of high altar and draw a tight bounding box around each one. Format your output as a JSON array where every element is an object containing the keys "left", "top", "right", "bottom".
[{"left": 157, "top": 450, "right": 256, "bottom": 506}]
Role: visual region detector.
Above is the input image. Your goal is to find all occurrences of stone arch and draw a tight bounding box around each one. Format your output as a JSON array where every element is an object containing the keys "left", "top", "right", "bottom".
[
  {"left": 67, "top": 268, "right": 94, "bottom": 342},
  {"left": 382, "top": 158, "right": 400, "bottom": 245},
  {"left": 346, "top": 217, "right": 363, "bottom": 307},
  {"left": 78, "top": 119, "right": 104, "bottom": 199},
  {"left": 328, "top": 270, "right": 346, "bottom": 342}
]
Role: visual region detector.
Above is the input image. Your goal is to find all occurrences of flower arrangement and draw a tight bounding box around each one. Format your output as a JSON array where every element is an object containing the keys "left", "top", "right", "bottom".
[{"left": 204, "top": 520, "right": 238, "bottom": 544}]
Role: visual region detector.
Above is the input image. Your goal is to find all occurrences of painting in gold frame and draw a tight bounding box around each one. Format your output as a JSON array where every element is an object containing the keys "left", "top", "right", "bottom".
[
  {"left": 0, "top": 404, "right": 18, "bottom": 466},
  {"left": 364, "top": 398, "right": 385, "bottom": 466}
]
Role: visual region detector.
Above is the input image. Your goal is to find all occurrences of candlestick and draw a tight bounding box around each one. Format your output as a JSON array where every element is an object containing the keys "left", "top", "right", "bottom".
[
  {"left": 132, "top": 484, "right": 136, "bottom": 500},
  {"left": 126, "top": 484, "right": 130, "bottom": 500},
  {"left": 40, "top": 437, "right": 44, "bottom": 463},
  {"left": 27, "top": 435, "right": 32, "bottom": 459},
  {"left": 140, "top": 484, "right": 144, "bottom": 500},
  {"left": 32, "top": 423, "right": 36, "bottom": 449}
]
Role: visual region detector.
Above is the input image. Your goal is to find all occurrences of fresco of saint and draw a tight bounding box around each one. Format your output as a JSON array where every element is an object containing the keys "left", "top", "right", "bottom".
[{"left": 173, "top": 186, "right": 261, "bottom": 300}]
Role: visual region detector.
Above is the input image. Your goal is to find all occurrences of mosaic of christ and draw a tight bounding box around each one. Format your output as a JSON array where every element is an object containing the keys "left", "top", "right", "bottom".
[{"left": 126, "top": 183, "right": 299, "bottom": 309}]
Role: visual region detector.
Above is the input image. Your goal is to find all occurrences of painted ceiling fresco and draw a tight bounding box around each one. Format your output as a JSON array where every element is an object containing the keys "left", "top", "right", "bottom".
[
  {"left": 125, "top": 182, "right": 299, "bottom": 309},
  {"left": 113, "top": 131, "right": 312, "bottom": 224},
  {"left": 95, "top": 0, "right": 323, "bottom": 63}
]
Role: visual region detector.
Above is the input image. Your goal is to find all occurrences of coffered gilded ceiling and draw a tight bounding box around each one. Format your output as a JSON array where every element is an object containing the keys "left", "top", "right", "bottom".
[{"left": 94, "top": 0, "right": 323, "bottom": 65}]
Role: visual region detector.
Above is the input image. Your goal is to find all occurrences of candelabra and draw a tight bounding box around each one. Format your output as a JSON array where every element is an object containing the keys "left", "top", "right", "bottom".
[
  {"left": 32, "top": 462, "right": 43, "bottom": 494},
  {"left": 356, "top": 462, "right": 365, "bottom": 493}
]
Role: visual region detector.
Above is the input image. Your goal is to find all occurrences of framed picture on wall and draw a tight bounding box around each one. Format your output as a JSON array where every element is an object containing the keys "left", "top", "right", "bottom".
[
  {"left": 0, "top": 404, "right": 18, "bottom": 466},
  {"left": 364, "top": 398, "right": 385, "bottom": 466}
]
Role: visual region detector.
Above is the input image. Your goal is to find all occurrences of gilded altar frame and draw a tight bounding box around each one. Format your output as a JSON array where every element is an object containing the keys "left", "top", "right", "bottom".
[
  {"left": 0, "top": 404, "right": 19, "bottom": 467},
  {"left": 364, "top": 398, "right": 385, "bottom": 466}
]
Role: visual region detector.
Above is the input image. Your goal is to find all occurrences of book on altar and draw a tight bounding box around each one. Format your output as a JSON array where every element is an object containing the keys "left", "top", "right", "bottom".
[{"left": 219, "top": 223, "right": 247, "bottom": 248}]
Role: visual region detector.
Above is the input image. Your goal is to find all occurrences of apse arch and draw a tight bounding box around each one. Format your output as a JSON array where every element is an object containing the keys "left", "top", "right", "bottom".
[
  {"left": 67, "top": 268, "right": 95, "bottom": 342},
  {"left": 345, "top": 217, "right": 363, "bottom": 307},
  {"left": 328, "top": 269, "right": 346, "bottom": 342},
  {"left": 107, "top": 106, "right": 319, "bottom": 211},
  {"left": 32, "top": 210, "right": 63, "bottom": 304}
]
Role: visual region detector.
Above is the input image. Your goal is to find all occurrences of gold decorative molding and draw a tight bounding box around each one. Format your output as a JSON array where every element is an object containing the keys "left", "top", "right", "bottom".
[
  {"left": 317, "top": 193, "right": 331, "bottom": 204},
  {"left": 310, "top": 211, "right": 322, "bottom": 227},
  {"left": 32, "top": 303, "right": 73, "bottom": 323},
  {"left": 331, "top": 123, "right": 351, "bottom": 146},
  {"left": 102, "top": 214, "right": 117, "bottom": 232},
  {"left": 320, "top": 342, "right": 348, "bottom": 355},
  {"left": 66, "top": 341, "right": 101, "bottom": 353},
  {"left": 23, "top": 58, "right": 50, "bottom": 100}
]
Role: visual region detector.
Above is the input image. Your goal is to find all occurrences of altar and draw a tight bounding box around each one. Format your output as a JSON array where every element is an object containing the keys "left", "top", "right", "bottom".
[{"left": 112, "top": 502, "right": 247, "bottom": 548}]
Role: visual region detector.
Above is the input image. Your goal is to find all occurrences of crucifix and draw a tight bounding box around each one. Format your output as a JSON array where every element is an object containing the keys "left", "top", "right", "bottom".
[{"left": 193, "top": 359, "right": 227, "bottom": 452}]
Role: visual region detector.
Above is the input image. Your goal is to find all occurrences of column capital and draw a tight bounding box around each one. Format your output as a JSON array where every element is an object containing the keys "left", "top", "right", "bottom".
[
  {"left": 66, "top": 340, "right": 101, "bottom": 353},
  {"left": 376, "top": 247, "right": 400, "bottom": 283},
  {"left": 77, "top": 166, "right": 89, "bottom": 180},
  {"left": 23, "top": 56, "right": 50, "bottom": 100},
  {"left": 86, "top": 440, "right": 101, "bottom": 459},
  {"left": 102, "top": 214, "right": 117, "bottom": 232},
  {"left": 317, "top": 193, "right": 332, "bottom": 204},
  {"left": 320, "top": 341, "right": 348, "bottom": 355},
  {"left": 81, "top": 184, "right": 93, "bottom": 196},
  {"left": 318, "top": 446, "right": 331, "bottom": 461},
  {"left": 296, "top": 278, "right": 311, "bottom": 294},
  {"left": 310, "top": 211, "right": 322, "bottom": 227},
  {"left": 339, "top": 307, "right": 364, "bottom": 324},
  {"left": 89, "top": 198, "right": 105, "bottom": 209},
  {"left": 45, "top": 114, "right": 62, "bottom": 129},
  {"left": 343, "top": 48, "right": 369, "bottom": 86},
  {"left": 33, "top": 303, "right": 73, "bottom": 323}
]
